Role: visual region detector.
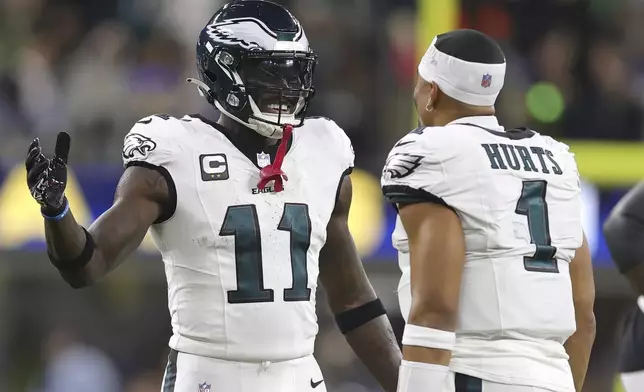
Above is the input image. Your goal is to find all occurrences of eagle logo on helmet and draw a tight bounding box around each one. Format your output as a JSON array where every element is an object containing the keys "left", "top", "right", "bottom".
[
  {"left": 123, "top": 133, "right": 157, "bottom": 160},
  {"left": 383, "top": 153, "right": 424, "bottom": 179},
  {"left": 206, "top": 19, "right": 263, "bottom": 50},
  {"left": 205, "top": 17, "right": 304, "bottom": 51}
]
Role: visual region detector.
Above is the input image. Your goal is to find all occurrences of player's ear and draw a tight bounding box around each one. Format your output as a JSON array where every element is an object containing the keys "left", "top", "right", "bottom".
[
  {"left": 428, "top": 81, "right": 441, "bottom": 110},
  {"left": 413, "top": 74, "right": 425, "bottom": 105}
]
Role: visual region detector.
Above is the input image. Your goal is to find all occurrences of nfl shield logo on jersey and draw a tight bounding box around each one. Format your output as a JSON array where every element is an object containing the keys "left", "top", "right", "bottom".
[
  {"left": 198, "top": 382, "right": 211, "bottom": 392},
  {"left": 481, "top": 74, "right": 492, "bottom": 88},
  {"left": 257, "top": 152, "right": 271, "bottom": 168}
]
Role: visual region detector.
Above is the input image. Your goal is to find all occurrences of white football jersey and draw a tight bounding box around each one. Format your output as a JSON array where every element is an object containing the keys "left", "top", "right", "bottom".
[
  {"left": 122, "top": 114, "right": 354, "bottom": 362},
  {"left": 382, "top": 116, "right": 582, "bottom": 392}
]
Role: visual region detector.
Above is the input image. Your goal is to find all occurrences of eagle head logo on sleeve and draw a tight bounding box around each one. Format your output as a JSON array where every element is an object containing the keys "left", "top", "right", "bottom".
[
  {"left": 383, "top": 153, "right": 424, "bottom": 179},
  {"left": 123, "top": 133, "right": 157, "bottom": 160}
]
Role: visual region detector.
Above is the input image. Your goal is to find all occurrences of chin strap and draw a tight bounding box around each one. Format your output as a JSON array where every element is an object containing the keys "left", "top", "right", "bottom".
[{"left": 257, "top": 124, "right": 293, "bottom": 192}]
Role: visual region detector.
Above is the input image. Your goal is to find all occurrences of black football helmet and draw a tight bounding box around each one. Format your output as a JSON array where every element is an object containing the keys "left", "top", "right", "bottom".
[{"left": 189, "top": 0, "right": 317, "bottom": 139}]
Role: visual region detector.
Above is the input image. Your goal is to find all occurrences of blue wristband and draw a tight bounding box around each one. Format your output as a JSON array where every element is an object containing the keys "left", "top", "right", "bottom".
[{"left": 42, "top": 199, "right": 70, "bottom": 221}]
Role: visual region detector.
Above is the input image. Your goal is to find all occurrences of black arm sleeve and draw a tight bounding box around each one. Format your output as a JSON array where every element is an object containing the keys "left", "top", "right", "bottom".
[{"left": 604, "top": 181, "right": 644, "bottom": 273}]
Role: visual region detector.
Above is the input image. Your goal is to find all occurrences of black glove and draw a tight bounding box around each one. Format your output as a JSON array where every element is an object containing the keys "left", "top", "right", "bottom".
[{"left": 26, "top": 132, "right": 71, "bottom": 217}]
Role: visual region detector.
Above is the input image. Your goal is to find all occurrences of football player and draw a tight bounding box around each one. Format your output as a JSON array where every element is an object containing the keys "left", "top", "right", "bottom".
[
  {"left": 381, "top": 30, "right": 596, "bottom": 392},
  {"left": 24, "top": 1, "right": 401, "bottom": 391},
  {"left": 603, "top": 182, "right": 644, "bottom": 392}
]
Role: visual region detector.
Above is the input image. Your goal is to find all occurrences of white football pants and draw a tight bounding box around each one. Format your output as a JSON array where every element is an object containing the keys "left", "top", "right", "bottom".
[
  {"left": 445, "top": 372, "right": 558, "bottom": 392},
  {"left": 161, "top": 350, "right": 326, "bottom": 392}
]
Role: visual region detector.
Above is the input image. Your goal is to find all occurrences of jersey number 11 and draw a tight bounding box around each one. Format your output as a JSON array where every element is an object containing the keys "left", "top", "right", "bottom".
[{"left": 220, "top": 203, "right": 312, "bottom": 304}]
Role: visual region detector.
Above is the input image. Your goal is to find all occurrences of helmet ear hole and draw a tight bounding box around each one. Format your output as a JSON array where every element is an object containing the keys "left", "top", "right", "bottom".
[{"left": 216, "top": 50, "right": 238, "bottom": 68}]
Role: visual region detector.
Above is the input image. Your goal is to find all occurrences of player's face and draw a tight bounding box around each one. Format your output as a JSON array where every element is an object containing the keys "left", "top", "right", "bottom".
[
  {"left": 240, "top": 57, "right": 314, "bottom": 116},
  {"left": 413, "top": 75, "right": 437, "bottom": 126}
]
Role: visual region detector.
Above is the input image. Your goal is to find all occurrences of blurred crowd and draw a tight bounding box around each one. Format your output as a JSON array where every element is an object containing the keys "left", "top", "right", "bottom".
[
  {"left": 0, "top": 0, "right": 392, "bottom": 170},
  {"left": 1, "top": 0, "right": 644, "bottom": 391},
  {"left": 1, "top": 0, "right": 644, "bottom": 172}
]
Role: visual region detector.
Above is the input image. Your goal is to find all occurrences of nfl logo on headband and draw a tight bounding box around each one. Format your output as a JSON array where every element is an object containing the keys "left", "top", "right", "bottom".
[
  {"left": 481, "top": 74, "right": 492, "bottom": 88},
  {"left": 418, "top": 31, "right": 506, "bottom": 106},
  {"left": 481, "top": 74, "right": 493, "bottom": 88}
]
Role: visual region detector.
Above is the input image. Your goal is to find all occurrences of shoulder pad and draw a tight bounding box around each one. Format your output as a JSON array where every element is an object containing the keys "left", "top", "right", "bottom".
[
  {"left": 303, "top": 117, "right": 354, "bottom": 170},
  {"left": 542, "top": 135, "right": 571, "bottom": 153},
  {"left": 122, "top": 114, "right": 184, "bottom": 168},
  {"left": 382, "top": 125, "right": 462, "bottom": 206},
  {"left": 387, "top": 125, "right": 457, "bottom": 160}
]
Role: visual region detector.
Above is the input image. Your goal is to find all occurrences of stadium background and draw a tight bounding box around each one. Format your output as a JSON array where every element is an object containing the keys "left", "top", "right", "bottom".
[{"left": 0, "top": 0, "right": 641, "bottom": 390}]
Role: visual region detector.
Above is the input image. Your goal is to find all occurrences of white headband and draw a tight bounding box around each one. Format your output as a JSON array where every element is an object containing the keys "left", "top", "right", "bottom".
[{"left": 418, "top": 36, "right": 506, "bottom": 107}]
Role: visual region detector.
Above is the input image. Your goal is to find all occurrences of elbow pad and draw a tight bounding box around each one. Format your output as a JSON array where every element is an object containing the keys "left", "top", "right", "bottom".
[{"left": 604, "top": 183, "right": 644, "bottom": 273}]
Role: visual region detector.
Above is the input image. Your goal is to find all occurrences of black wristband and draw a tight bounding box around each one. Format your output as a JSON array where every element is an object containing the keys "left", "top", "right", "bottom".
[
  {"left": 48, "top": 228, "right": 96, "bottom": 272},
  {"left": 335, "top": 298, "right": 386, "bottom": 334}
]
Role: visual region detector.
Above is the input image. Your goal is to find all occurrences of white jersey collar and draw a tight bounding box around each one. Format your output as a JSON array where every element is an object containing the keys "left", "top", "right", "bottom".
[{"left": 447, "top": 115, "right": 501, "bottom": 129}]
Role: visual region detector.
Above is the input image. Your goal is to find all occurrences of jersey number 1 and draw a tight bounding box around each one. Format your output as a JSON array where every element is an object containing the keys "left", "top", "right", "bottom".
[
  {"left": 515, "top": 180, "right": 558, "bottom": 273},
  {"left": 220, "top": 203, "right": 312, "bottom": 304}
]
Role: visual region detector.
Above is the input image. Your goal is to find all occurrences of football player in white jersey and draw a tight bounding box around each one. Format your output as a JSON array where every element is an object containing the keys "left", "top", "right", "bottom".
[
  {"left": 381, "top": 30, "right": 596, "bottom": 392},
  {"left": 604, "top": 182, "right": 644, "bottom": 391},
  {"left": 24, "top": 1, "right": 401, "bottom": 391}
]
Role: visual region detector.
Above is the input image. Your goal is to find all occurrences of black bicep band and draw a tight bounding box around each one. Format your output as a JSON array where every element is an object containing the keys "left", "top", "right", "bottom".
[
  {"left": 48, "top": 228, "right": 96, "bottom": 272},
  {"left": 335, "top": 298, "right": 386, "bottom": 334}
]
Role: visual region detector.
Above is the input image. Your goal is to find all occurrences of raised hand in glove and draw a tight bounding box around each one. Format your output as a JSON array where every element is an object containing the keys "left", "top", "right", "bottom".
[{"left": 26, "top": 132, "right": 72, "bottom": 219}]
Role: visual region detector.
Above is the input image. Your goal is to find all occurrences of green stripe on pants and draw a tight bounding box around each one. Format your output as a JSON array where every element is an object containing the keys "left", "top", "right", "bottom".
[
  {"left": 162, "top": 349, "right": 178, "bottom": 392},
  {"left": 455, "top": 372, "right": 483, "bottom": 392}
]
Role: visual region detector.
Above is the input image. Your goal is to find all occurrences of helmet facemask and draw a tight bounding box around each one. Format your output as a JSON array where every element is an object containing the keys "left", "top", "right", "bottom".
[{"left": 202, "top": 48, "right": 317, "bottom": 139}]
